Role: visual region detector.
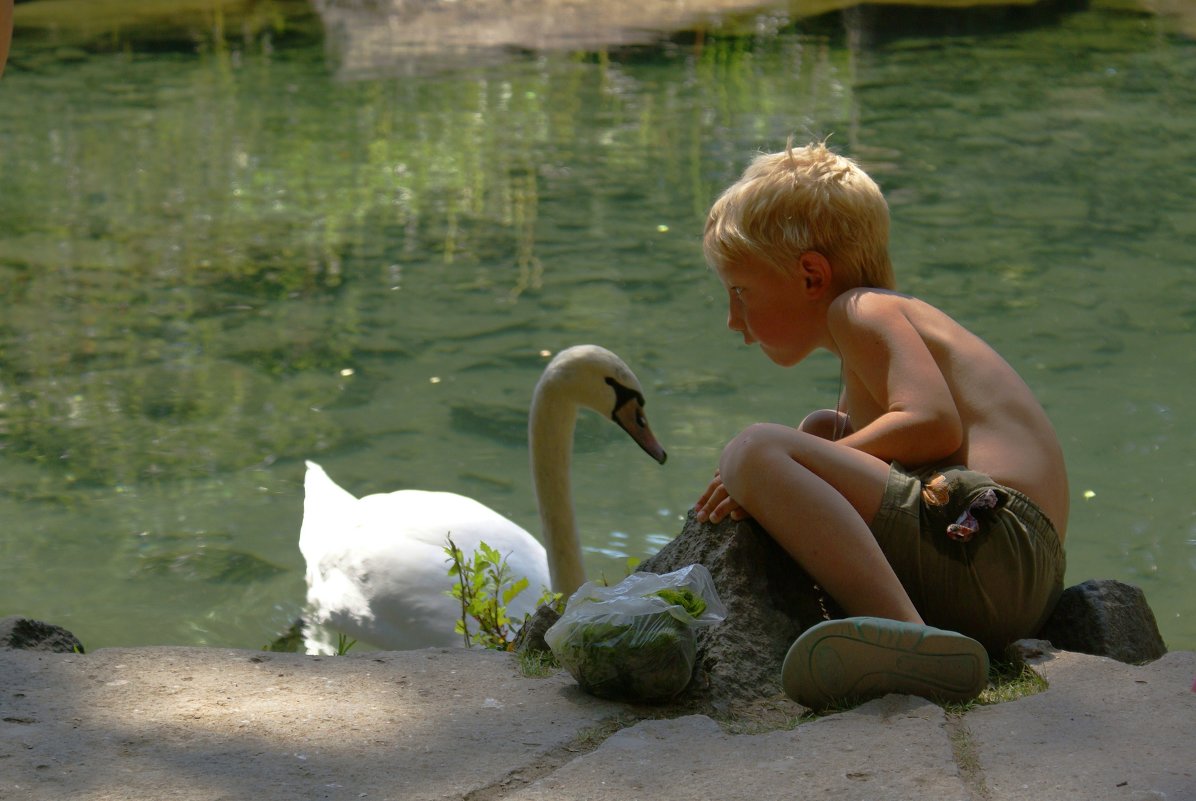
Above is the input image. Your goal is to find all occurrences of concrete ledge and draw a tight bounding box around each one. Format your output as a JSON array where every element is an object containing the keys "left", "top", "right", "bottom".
[
  {"left": 1, "top": 646, "right": 624, "bottom": 800},
  {"left": 2, "top": 645, "right": 1193, "bottom": 800}
]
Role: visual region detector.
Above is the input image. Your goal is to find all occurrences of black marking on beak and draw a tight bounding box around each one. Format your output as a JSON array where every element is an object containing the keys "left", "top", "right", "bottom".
[{"left": 606, "top": 376, "right": 668, "bottom": 464}]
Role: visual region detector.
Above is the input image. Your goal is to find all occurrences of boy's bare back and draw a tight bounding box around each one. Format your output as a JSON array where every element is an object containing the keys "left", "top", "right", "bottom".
[{"left": 831, "top": 288, "right": 1069, "bottom": 540}]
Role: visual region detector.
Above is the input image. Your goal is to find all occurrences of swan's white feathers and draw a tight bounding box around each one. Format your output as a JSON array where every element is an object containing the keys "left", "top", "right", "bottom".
[
  {"left": 301, "top": 470, "right": 549, "bottom": 652},
  {"left": 298, "top": 345, "right": 664, "bottom": 654}
]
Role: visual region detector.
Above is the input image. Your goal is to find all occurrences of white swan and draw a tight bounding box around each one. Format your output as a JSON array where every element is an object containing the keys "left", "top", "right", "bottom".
[{"left": 299, "top": 345, "right": 667, "bottom": 653}]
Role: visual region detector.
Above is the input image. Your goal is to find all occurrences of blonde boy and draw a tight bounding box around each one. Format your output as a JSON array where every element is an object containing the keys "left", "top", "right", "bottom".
[{"left": 694, "top": 141, "right": 1067, "bottom": 710}]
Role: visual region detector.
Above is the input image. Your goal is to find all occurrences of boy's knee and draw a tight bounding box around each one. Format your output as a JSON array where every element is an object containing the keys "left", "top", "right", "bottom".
[
  {"left": 798, "top": 409, "right": 841, "bottom": 439},
  {"left": 718, "top": 422, "right": 779, "bottom": 488}
]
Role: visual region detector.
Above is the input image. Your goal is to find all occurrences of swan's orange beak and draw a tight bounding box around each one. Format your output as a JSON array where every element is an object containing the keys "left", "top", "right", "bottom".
[{"left": 613, "top": 401, "right": 667, "bottom": 465}]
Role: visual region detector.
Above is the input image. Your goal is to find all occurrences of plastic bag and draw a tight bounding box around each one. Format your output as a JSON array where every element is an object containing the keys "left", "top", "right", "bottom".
[{"left": 544, "top": 564, "right": 726, "bottom": 703}]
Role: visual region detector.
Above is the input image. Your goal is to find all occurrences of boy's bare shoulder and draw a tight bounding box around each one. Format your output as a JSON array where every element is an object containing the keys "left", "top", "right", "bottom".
[
  {"left": 832, "top": 287, "right": 941, "bottom": 311},
  {"left": 830, "top": 288, "right": 976, "bottom": 346},
  {"left": 829, "top": 287, "right": 922, "bottom": 319},
  {"left": 828, "top": 288, "right": 956, "bottom": 343},
  {"left": 831, "top": 286, "right": 899, "bottom": 308}
]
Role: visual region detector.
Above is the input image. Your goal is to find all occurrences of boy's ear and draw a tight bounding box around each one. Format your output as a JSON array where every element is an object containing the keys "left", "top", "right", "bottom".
[{"left": 796, "top": 251, "right": 833, "bottom": 297}]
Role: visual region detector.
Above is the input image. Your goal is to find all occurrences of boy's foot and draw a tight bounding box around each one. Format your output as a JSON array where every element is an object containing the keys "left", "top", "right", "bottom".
[{"left": 781, "top": 617, "right": 989, "bottom": 711}]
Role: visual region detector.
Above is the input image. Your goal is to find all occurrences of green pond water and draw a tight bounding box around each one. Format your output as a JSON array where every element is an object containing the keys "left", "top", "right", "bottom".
[{"left": 1, "top": 1, "right": 1193, "bottom": 652}]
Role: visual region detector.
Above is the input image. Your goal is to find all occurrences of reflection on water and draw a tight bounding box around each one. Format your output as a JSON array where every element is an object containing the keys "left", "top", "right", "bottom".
[{"left": 1, "top": 1, "right": 1193, "bottom": 651}]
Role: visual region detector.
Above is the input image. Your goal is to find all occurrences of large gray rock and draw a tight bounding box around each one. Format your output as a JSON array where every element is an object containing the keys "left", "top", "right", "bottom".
[
  {"left": 638, "top": 511, "right": 842, "bottom": 707},
  {"left": 0, "top": 616, "right": 85, "bottom": 653},
  {"left": 1036, "top": 578, "right": 1167, "bottom": 664}
]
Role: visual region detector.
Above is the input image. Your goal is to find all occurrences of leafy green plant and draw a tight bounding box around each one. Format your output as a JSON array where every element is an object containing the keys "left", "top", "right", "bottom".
[
  {"left": 335, "top": 633, "right": 357, "bottom": 656},
  {"left": 535, "top": 586, "right": 565, "bottom": 615},
  {"left": 444, "top": 534, "right": 533, "bottom": 650}
]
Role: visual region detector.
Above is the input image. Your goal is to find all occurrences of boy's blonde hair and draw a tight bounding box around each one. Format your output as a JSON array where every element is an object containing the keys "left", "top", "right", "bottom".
[{"left": 704, "top": 141, "right": 895, "bottom": 290}]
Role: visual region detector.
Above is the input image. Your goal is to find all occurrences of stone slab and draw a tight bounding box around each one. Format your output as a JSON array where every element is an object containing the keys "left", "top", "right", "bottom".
[
  {"left": 0, "top": 646, "right": 623, "bottom": 801},
  {"left": 509, "top": 695, "right": 971, "bottom": 801},
  {"left": 4, "top": 644, "right": 1195, "bottom": 801},
  {"left": 966, "top": 649, "right": 1196, "bottom": 801}
]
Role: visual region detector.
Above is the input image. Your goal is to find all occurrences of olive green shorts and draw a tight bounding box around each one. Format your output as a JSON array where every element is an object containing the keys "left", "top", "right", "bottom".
[{"left": 869, "top": 463, "right": 1066, "bottom": 654}]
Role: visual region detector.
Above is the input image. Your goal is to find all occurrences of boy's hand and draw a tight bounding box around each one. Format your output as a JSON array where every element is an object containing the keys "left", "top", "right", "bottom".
[{"left": 694, "top": 470, "right": 749, "bottom": 524}]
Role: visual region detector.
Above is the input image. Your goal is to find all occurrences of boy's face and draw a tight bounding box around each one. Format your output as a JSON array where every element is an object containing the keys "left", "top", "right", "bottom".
[{"left": 714, "top": 256, "right": 825, "bottom": 367}]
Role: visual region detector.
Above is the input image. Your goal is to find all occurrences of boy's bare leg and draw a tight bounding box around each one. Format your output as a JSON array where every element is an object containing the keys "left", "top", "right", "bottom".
[{"left": 717, "top": 422, "right": 923, "bottom": 623}]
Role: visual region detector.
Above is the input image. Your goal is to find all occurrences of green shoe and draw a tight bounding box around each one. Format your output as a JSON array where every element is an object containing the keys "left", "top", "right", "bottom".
[{"left": 782, "top": 617, "right": 989, "bottom": 710}]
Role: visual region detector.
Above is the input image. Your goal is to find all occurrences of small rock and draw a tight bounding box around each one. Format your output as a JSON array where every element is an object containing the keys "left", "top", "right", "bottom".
[
  {"left": 0, "top": 616, "right": 85, "bottom": 653},
  {"left": 514, "top": 604, "right": 561, "bottom": 655},
  {"left": 1006, "top": 638, "right": 1058, "bottom": 665},
  {"left": 1036, "top": 579, "right": 1167, "bottom": 664}
]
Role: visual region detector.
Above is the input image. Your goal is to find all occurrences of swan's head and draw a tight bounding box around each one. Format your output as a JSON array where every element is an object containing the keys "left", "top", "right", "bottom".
[{"left": 538, "top": 345, "right": 668, "bottom": 464}]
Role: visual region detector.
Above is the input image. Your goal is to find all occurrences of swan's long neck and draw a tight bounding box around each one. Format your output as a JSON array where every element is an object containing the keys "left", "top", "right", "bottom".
[{"left": 529, "top": 380, "right": 585, "bottom": 597}]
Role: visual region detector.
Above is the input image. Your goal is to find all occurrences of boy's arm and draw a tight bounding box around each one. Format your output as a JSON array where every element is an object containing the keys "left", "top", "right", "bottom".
[
  {"left": 829, "top": 293, "right": 963, "bottom": 466},
  {"left": 799, "top": 408, "right": 853, "bottom": 440}
]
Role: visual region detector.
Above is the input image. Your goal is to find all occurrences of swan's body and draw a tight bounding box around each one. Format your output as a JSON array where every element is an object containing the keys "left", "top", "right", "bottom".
[{"left": 299, "top": 345, "right": 666, "bottom": 653}]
